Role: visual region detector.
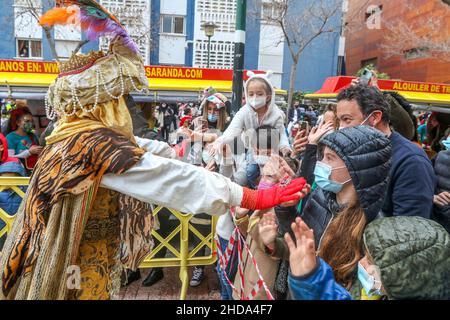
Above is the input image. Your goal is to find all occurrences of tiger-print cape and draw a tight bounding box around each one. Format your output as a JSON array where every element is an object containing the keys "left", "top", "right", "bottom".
[
  {"left": 0, "top": 128, "right": 148, "bottom": 298},
  {"left": 118, "top": 195, "right": 154, "bottom": 271}
]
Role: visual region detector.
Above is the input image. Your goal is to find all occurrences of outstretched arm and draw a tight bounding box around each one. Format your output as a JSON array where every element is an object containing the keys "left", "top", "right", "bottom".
[
  {"left": 101, "top": 151, "right": 243, "bottom": 215},
  {"left": 135, "top": 136, "right": 176, "bottom": 159},
  {"left": 101, "top": 151, "right": 308, "bottom": 216}
]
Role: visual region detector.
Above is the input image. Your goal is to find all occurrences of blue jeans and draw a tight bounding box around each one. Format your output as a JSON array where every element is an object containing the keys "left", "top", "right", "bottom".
[{"left": 216, "top": 236, "right": 233, "bottom": 300}]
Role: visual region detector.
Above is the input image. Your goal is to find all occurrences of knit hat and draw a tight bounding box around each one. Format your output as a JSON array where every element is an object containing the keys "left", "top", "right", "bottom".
[
  {"left": 319, "top": 126, "right": 392, "bottom": 222},
  {"left": 363, "top": 216, "right": 450, "bottom": 299}
]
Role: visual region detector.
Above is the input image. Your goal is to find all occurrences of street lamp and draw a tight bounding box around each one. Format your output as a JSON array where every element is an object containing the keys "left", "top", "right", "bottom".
[{"left": 203, "top": 22, "right": 217, "bottom": 68}]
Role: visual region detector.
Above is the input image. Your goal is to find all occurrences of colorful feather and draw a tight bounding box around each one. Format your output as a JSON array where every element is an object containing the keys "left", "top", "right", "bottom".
[
  {"left": 39, "top": 0, "right": 138, "bottom": 53},
  {"left": 39, "top": 7, "right": 78, "bottom": 26}
]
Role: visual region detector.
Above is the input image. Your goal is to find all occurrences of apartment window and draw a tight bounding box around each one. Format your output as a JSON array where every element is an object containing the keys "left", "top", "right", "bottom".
[
  {"left": 161, "top": 15, "right": 185, "bottom": 35},
  {"left": 404, "top": 47, "right": 429, "bottom": 60},
  {"left": 361, "top": 58, "right": 378, "bottom": 68},
  {"left": 261, "top": 1, "right": 284, "bottom": 20},
  {"left": 17, "top": 39, "right": 42, "bottom": 58},
  {"left": 99, "top": 0, "right": 151, "bottom": 65},
  {"left": 194, "top": 39, "right": 234, "bottom": 69}
]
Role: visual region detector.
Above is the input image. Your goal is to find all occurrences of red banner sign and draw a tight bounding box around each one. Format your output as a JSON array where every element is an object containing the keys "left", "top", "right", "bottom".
[
  {"left": 0, "top": 60, "right": 59, "bottom": 74},
  {"left": 316, "top": 76, "right": 450, "bottom": 95},
  {"left": 0, "top": 59, "right": 261, "bottom": 82},
  {"left": 380, "top": 80, "right": 450, "bottom": 95}
]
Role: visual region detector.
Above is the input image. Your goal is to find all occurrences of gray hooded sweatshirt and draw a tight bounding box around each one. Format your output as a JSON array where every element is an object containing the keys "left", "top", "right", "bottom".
[{"left": 216, "top": 71, "right": 290, "bottom": 150}]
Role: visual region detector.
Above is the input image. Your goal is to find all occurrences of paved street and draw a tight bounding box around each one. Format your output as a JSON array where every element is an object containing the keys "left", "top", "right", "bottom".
[{"left": 119, "top": 265, "right": 221, "bottom": 300}]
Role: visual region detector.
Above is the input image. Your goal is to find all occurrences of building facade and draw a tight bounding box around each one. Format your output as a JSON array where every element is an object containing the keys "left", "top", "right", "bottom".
[
  {"left": 0, "top": 0, "right": 342, "bottom": 92},
  {"left": 344, "top": 0, "right": 450, "bottom": 84}
]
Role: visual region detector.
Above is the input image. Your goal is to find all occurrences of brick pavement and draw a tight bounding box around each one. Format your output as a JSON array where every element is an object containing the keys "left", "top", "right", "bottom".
[{"left": 119, "top": 265, "right": 221, "bottom": 300}]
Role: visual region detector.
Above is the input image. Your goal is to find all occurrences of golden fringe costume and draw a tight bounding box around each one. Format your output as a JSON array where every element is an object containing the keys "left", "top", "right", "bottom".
[{"left": 0, "top": 31, "right": 153, "bottom": 299}]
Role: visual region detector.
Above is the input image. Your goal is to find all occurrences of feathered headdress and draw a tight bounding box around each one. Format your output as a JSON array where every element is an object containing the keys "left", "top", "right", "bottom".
[{"left": 39, "top": 0, "right": 139, "bottom": 53}]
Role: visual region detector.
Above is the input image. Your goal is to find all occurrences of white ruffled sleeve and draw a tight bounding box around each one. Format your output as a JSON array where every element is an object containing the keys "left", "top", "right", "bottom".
[{"left": 100, "top": 152, "right": 243, "bottom": 216}]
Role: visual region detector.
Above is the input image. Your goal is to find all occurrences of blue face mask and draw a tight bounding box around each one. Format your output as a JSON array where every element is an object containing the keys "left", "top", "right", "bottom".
[
  {"left": 314, "top": 161, "right": 351, "bottom": 193},
  {"left": 443, "top": 137, "right": 450, "bottom": 151},
  {"left": 357, "top": 262, "right": 383, "bottom": 297},
  {"left": 208, "top": 113, "right": 218, "bottom": 123}
]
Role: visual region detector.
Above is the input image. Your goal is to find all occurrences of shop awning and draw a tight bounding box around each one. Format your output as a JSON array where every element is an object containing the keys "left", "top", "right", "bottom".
[
  {"left": 0, "top": 59, "right": 287, "bottom": 98},
  {"left": 305, "top": 76, "right": 450, "bottom": 109}
]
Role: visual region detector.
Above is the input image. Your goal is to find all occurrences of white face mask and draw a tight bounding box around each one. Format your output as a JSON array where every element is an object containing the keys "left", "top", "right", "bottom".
[
  {"left": 360, "top": 112, "right": 375, "bottom": 127},
  {"left": 338, "top": 112, "right": 375, "bottom": 130},
  {"left": 248, "top": 96, "right": 267, "bottom": 109},
  {"left": 202, "top": 150, "right": 212, "bottom": 164}
]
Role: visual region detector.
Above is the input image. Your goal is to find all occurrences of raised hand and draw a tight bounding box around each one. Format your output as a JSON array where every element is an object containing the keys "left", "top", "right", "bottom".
[
  {"left": 284, "top": 217, "right": 317, "bottom": 277},
  {"left": 308, "top": 121, "right": 335, "bottom": 145},
  {"left": 258, "top": 212, "right": 278, "bottom": 250},
  {"left": 208, "top": 142, "right": 221, "bottom": 156},
  {"left": 293, "top": 130, "right": 309, "bottom": 154},
  {"left": 270, "top": 154, "right": 296, "bottom": 178},
  {"left": 205, "top": 159, "right": 217, "bottom": 172},
  {"left": 179, "top": 127, "right": 194, "bottom": 140}
]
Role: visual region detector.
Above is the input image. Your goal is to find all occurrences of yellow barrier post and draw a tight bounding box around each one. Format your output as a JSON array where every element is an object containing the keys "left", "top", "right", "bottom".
[
  {"left": 179, "top": 214, "right": 191, "bottom": 300},
  {"left": 0, "top": 177, "right": 29, "bottom": 244}
]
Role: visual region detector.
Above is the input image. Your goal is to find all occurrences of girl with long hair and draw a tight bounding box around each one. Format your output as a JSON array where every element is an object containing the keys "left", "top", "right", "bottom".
[{"left": 261, "top": 126, "right": 392, "bottom": 296}]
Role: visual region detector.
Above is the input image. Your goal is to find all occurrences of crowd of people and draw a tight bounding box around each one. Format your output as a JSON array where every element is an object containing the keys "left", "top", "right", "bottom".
[
  {"left": 0, "top": 2, "right": 449, "bottom": 300},
  {"left": 115, "top": 71, "right": 449, "bottom": 299},
  {"left": 1, "top": 71, "right": 450, "bottom": 300}
]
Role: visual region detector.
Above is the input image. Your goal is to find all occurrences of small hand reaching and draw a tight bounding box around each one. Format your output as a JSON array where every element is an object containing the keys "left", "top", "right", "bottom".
[
  {"left": 270, "top": 154, "right": 296, "bottom": 179},
  {"left": 308, "top": 121, "right": 335, "bottom": 145},
  {"left": 29, "top": 145, "right": 43, "bottom": 155},
  {"left": 284, "top": 217, "right": 317, "bottom": 277},
  {"left": 180, "top": 127, "right": 194, "bottom": 140},
  {"left": 259, "top": 212, "right": 279, "bottom": 251},
  {"left": 209, "top": 142, "right": 221, "bottom": 156},
  {"left": 205, "top": 159, "right": 217, "bottom": 172}
]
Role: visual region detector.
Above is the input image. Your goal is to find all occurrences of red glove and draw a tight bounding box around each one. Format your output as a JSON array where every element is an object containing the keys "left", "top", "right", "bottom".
[{"left": 240, "top": 177, "right": 307, "bottom": 211}]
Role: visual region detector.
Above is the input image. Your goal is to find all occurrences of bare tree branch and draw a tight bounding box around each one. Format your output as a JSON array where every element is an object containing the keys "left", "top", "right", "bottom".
[
  {"left": 254, "top": 0, "right": 342, "bottom": 120},
  {"left": 380, "top": 0, "right": 450, "bottom": 63},
  {"left": 73, "top": 39, "right": 89, "bottom": 54}
]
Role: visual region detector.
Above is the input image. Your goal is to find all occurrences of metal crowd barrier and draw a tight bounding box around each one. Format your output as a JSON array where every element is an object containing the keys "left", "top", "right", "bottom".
[{"left": 0, "top": 177, "right": 218, "bottom": 300}]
